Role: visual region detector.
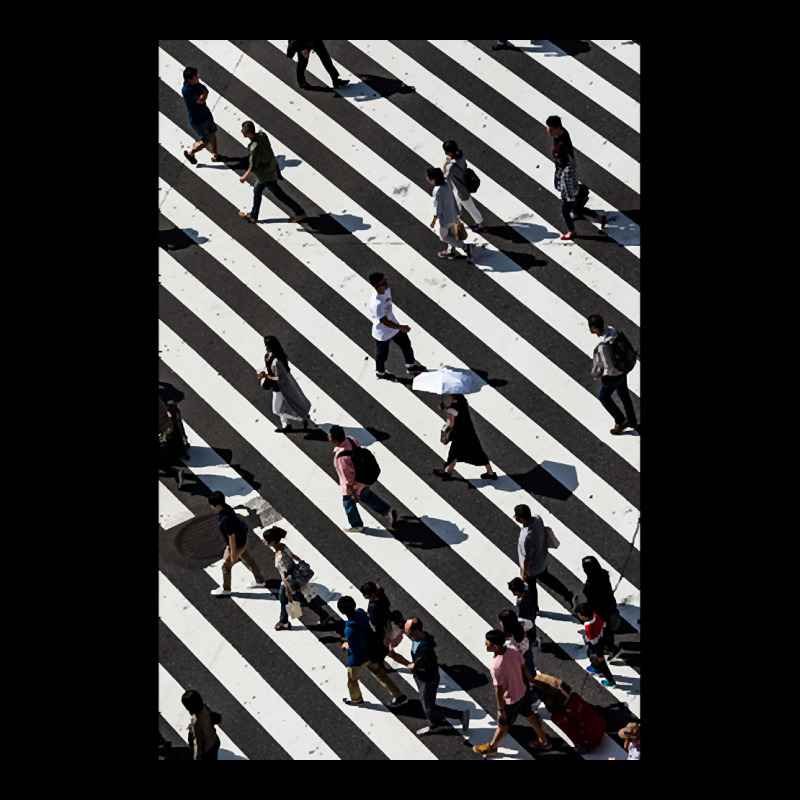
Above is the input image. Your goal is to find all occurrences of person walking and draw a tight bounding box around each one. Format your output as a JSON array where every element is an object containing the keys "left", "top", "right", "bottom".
[
  {"left": 554, "top": 144, "right": 606, "bottom": 240},
  {"left": 181, "top": 690, "right": 222, "bottom": 761},
  {"left": 404, "top": 617, "right": 470, "bottom": 736},
  {"left": 257, "top": 334, "right": 311, "bottom": 432},
  {"left": 368, "top": 272, "right": 426, "bottom": 382},
  {"left": 582, "top": 555, "right": 624, "bottom": 662},
  {"left": 473, "top": 629, "right": 551, "bottom": 756},
  {"left": 434, "top": 393, "right": 497, "bottom": 481},
  {"left": 286, "top": 40, "right": 349, "bottom": 90},
  {"left": 514, "top": 504, "right": 578, "bottom": 613},
  {"left": 207, "top": 491, "right": 266, "bottom": 597},
  {"left": 238, "top": 120, "right": 307, "bottom": 224},
  {"left": 545, "top": 115, "right": 574, "bottom": 161},
  {"left": 261, "top": 527, "right": 333, "bottom": 631},
  {"left": 442, "top": 139, "right": 487, "bottom": 232},
  {"left": 507, "top": 576, "right": 542, "bottom": 649},
  {"left": 426, "top": 167, "right": 475, "bottom": 262},
  {"left": 498, "top": 608, "right": 538, "bottom": 699},
  {"left": 337, "top": 595, "right": 408, "bottom": 708},
  {"left": 328, "top": 424, "right": 397, "bottom": 533},
  {"left": 575, "top": 602, "right": 617, "bottom": 688},
  {"left": 612, "top": 721, "right": 641, "bottom": 760},
  {"left": 588, "top": 313, "right": 639, "bottom": 435},
  {"left": 182, "top": 67, "right": 219, "bottom": 165},
  {"left": 360, "top": 581, "right": 410, "bottom": 666}
]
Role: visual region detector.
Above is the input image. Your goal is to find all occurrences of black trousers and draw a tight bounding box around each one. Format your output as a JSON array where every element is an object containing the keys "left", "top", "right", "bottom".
[
  {"left": 525, "top": 568, "right": 573, "bottom": 611},
  {"left": 296, "top": 41, "right": 340, "bottom": 85}
]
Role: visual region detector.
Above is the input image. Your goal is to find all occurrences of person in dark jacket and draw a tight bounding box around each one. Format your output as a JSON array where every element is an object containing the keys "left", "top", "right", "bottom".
[
  {"left": 181, "top": 689, "right": 222, "bottom": 760},
  {"left": 404, "top": 617, "right": 470, "bottom": 736},
  {"left": 360, "top": 581, "right": 410, "bottom": 666},
  {"left": 207, "top": 491, "right": 266, "bottom": 596},
  {"left": 286, "top": 40, "right": 349, "bottom": 90},
  {"left": 238, "top": 120, "right": 307, "bottom": 224},
  {"left": 434, "top": 393, "right": 497, "bottom": 481},
  {"left": 582, "top": 556, "right": 623, "bottom": 662},
  {"left": 182, "top": 66, "right": 219, "bottom": 165},
  {"left": 337, "top": 595, "right": 407, "bottom": 708}
]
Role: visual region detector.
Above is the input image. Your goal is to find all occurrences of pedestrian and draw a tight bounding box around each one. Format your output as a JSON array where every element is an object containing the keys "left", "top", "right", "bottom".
[
  {"left": 337, "top": 595, "right": 408, "bottom": 708},
  {"left": 545, "top": 114, "right": 574, "bottom": 161},
  {"left": 238, "top": 120, "right": 307, "bottom": 224},
  {"left": 261, "top": 526, "right": 333, "bottom": 631},
  {"left": 368, "top": 272, "right": 426, "bottom": 382},
  {"left": 588, "top": 313, "right": 639, "bottom": 435},
  {"left": 181, "top": 66, "right": 219, "bottom": 165},
  {"left": 180, "top": 689, "right": 222, "bottom": 761},
  {"left": 442, "top": 139, "right": 487, "bottom": 232},
  {"left": 404, "top": 617, "right": 470, "bottom": 736},
  {"left": 575, "top": 601, "right": 617, "bottom": 688},
  {"left": 286, "top": 40, "right": 349, "bottom": 90},
  {"left": 360, "top": 581, "right": 410, "bottom": 666},
  {"left": 581, "top": 555, "right": 624, "bottom": 662},
  {"left": 498, "top": 608, "right": 538, "bottom": 697},
  {"left": 514, "top": 504, "right": 578, "bottom": 613},
  {"left": 507, "top": 577, "right": 541, "bottom": 648},
  {"left": 554, "top": 144, "right": 606, "bottom": 240},
  {"left": 473, "top": 629, "right": 551, "bottom": 756},
  {"left": 257, "top": 334, "right": 311, "bottom": 432},
  {"left": 611, "top": 721, "right": 641, "bottom": 760},
  {"left": 491, "top": 40, "right": 519, "bottom": 52},
  {"left": 433, "top": 393, "right": 497, "bottom": 481},
  {"left": 426, "top": 167, "right": 475, "bottom": 263},
  {"left": 159, "top": 396, "right": 190, "bottom": 489},
  {"left": 207, "top": 491, "right": 266, "bottom": 597},
  {"left": 328, "top": 424, "right": 397, "bottom": 533}
]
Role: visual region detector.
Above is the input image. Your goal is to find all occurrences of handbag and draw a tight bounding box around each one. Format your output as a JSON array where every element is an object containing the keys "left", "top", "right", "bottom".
[
  {"left": 384, "top": 619, "right": 402, "bottom": 641},
  {"left": 286, "top": 600, "right": 303, "bottom": 619},
  {"left": 545, "top": 526, "right": 560, "bottom": 549},
  {"left": 454, "top": 218, "right": 468, "bottom": 241},
  {"left": 300, "top": 582, "right": 319, "bottom": 602},
  {"left": 287, "top": 560, "right": 315, "bottom": 594},
  {"left": 440, "top": 423, "right": 453, "bottom": 444}
]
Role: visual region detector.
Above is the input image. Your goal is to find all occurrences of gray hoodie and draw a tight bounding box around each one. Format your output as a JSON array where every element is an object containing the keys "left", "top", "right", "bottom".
[{"left": 591, "top": 326, "right": 622, "bottom": 379}]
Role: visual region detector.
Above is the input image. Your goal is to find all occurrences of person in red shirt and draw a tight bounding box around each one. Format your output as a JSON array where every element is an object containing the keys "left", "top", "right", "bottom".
[
  {"left": 576, "top": 602, "right": 617, "bottom": 687},
  {"left": 473, "top": 629, "right": 552, "bottom": 757}
]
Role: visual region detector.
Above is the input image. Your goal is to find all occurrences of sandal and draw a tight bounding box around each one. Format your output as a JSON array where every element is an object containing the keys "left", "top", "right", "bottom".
[{"left": 274, "top": 622, "right": 291, "bottom": 631}]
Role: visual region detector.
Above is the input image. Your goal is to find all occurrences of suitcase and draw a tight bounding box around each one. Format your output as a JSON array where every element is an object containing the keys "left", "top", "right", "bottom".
[{"left": 550, "top": 692, "right": 607, "bottom": 753}]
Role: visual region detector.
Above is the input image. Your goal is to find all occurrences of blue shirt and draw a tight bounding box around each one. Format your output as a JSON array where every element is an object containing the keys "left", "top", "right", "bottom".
[
  {"left": 343, "top": 610, "right": 371, "bottom": 667},
  {"left": 182, "top": 82, "right": 212, "bottom": 127}
]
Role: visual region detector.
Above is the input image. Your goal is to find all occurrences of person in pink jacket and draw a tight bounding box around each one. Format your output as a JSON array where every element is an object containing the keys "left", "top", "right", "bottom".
[{"left": 328, "top": 424, "right": 397, "bottom": 533}]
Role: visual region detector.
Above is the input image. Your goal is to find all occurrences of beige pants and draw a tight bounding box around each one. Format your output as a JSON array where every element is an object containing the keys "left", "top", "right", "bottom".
[
  {"left": 346, "top": 661, "right": 403, "bottom": 704},
  {"left": 221, "top": 541, "right": 264, "bottom": 591}
]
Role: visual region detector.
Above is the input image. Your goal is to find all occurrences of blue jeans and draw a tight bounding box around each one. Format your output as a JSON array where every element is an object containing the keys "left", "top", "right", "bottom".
[
  {"left": 375, "top": 330, "right": 415, "bottom": 375},
  {"left": 251, "top": 180, "right": 305, "bottom": 220},
  {"left": 598, "top": 374, "right": 637, "bottom": 426},
  {"left": 278, "top": 582, "right": 329, "bottom": 624},
  {"left": 561, "top": 199, "right": 577, "bottom": 232},
  {"left": 342, "top": 485, "right": 390, "bottom": 527}
]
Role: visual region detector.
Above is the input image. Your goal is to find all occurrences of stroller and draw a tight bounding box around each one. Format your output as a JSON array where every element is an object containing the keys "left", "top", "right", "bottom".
[{"left": 159, "top": 397, "right": 190, "bottom": 482}]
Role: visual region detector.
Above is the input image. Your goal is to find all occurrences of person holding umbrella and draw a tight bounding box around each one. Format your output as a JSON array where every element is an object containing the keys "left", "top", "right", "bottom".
[{"left": 436, "top": 392, "right": 497, "bottom": 481}]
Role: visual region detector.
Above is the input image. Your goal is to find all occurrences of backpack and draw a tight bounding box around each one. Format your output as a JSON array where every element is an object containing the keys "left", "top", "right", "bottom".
[
  {"left": 463, "top": 167, "right": 480, "bottom": 194},
  {"left": 336, "top": 437, "right": 381, "bottom": 485},
  {"left": 608, "top": 330, "right": 639, "bottom": 374},
  {"left": 353, "top": 619, "right": 389, "bottom": 663}
]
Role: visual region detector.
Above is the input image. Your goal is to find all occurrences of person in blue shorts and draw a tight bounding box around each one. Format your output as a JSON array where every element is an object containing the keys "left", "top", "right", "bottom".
[{"left": 182, "top": 66, "right": 219, "bottom": 165}]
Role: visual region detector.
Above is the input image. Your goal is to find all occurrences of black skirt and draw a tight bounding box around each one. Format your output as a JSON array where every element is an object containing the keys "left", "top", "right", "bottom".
[{"left": 445, "top": 396, "right": 488, "bottom": 466}]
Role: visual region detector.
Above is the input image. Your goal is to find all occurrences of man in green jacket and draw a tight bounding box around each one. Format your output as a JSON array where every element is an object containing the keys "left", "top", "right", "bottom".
[{"left": 238, "top": 120, "right": 307, "bottom": 224}]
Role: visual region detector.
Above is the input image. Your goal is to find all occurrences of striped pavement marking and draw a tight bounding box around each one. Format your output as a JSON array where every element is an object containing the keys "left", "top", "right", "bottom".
[{"left": 590, "top": 41, "right": 640, "bottom": 74}]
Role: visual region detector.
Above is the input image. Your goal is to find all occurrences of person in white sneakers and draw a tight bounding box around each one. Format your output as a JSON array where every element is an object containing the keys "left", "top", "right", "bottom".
[
  {"left": 328, "top": 425, "right": 397, "bottom": 533},
  {"left": 207, "top": 491, "right": 266, "bottom": 596},
  {"left": 426, "top": 167, "right": 475, "bottom": 262}
]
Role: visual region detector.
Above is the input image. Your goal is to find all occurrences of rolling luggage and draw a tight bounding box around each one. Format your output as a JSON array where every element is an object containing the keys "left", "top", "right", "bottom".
[{"left": 550, "top": 691, "right": 607, "bottom": 753}]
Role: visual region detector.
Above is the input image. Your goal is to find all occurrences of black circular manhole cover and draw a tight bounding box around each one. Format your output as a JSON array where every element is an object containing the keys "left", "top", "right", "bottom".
[{"left": 175, "top": 513, "right": 226, "bottom": 559}]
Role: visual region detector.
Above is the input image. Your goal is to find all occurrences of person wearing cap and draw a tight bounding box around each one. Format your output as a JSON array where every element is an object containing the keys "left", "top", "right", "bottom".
[{"left": 609, "top": 721, "right": 640, "bottom": 760}]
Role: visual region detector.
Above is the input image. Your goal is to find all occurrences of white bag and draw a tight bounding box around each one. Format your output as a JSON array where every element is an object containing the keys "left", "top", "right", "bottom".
[
  {"left": 286, "top": 600, "right": 303, "bottom": 619},
  {"left": 300, "top": 583, "right": 319, "bottom": 602},
  {"left": 544, "top": 526, "right": 560, "bottom": 549},
  {"left": 384, "top": 620, "right": 402, "bottom": 641}
]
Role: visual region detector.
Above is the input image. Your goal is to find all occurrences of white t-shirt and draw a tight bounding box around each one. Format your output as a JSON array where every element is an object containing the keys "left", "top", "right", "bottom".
[{"left": 369, "top": 288, "right": 400, "bottom": 341}]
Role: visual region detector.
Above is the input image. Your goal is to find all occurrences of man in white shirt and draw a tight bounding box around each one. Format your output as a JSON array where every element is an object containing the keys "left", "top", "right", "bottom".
[{"left": 369, "top": 272, "right": 426, "bottom": 381}]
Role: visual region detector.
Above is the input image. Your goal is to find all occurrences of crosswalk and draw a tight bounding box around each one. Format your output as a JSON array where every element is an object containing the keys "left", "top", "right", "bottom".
[{"left": 159, "top": 39, "right": 640, "bottom": 761}]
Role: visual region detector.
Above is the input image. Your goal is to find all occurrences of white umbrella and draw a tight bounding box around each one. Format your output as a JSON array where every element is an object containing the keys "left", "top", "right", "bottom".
[{"left": 412, "top": 368, "right": 473, "bottom": 395}]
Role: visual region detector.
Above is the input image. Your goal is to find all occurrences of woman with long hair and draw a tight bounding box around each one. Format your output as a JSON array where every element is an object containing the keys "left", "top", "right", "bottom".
[
  {"left": 442, "top": 139, "right": 486, "bottom": 232},
  {"left": 581, "top": 555, "right": 623, "bottom": 662},
  {"left": 433, "top": 393, "right": 497, "bottom": 481},
  {"left": 257, "top": 335, "right": 312, "bottom": 432}
]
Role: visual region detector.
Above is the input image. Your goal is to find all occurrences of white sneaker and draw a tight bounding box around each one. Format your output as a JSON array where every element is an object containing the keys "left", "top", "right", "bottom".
[
  {"left": 416, "top": 726, "right": 442, "bottom": 736},
  {"left": 246, "top": 581, "right": 267, "bottom": 589},
  {"left": 210, "top": 587, "right": 232, "bottom": 596},
  {"left": 342, "top": 526, "right": 364, "bottom": 533}
]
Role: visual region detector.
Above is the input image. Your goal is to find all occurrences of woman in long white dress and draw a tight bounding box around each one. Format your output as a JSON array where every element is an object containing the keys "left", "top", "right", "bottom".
[{"left": 257, "top": 335, "right": 312, "bottom": 432}]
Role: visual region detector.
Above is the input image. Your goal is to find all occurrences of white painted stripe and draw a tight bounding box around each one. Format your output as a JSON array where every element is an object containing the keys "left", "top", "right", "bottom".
[
  {"left": 348, "top": 40, "right": 640, "bottom": 254},
  {"left": 156, "top": 161, "right": 640, "bottom": 546},
  {"left": 590, "top": 40, "right": 640, "bottom": 74},
  {"left": 159, "top": 662, "right": 248, "bottom": 760},
  {"left": 158, "top": 321, "right": 641, "bottom": 718},
  {"left": 426, "top": 39, "right": 639, "bottom": 192},
  {"left": 157, "top": 209, "right": 641, "bottom": 617},
  {"left": 263, "top": 40, "right": 640, "bottom": 329},
  {"left": 159, "top": 480, "right": 194, "bottom": 530},
  {"left": 178, "top": 424, "right": 535, "bottom": 759},
  {"left": 169, "top": 376, "right": 628, "bottom": 759},
  {"left": 505, "top": 40, "right": 639, "bottom": 132},
  {"left": 159, "top": 571, "right": 340, "bottom": 759},
  {"left": 158, "top": 50, "right": 642, "bottom": 464}
]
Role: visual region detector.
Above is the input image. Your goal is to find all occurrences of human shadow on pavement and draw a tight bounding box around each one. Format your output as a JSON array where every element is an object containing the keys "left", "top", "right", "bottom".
[{"left": 349, "top": 74, "right": 416, "bottom": 101}]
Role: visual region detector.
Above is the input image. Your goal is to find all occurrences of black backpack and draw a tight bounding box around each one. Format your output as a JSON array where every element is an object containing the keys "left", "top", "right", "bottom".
[
  {"left": 463, "top": 166, "right": 480, "bottom": 194},
  {"left": 608, "top": 330, "right": 639, "bottom": 374},
  {"left": 336, "top": 437, "right": 381, "bottom": 485},
  {"left": 353, "top": 619, "right": 389, "bottom": 663}
]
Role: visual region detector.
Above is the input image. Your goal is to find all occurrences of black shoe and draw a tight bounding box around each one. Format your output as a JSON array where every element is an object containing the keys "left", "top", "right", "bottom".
[
  {"left": 275, "top": 424, "right": 291, "bottom": 433},
  {"left": 405, "top": 362, "right": 426, "bottom": 374},
  {"left": 333, "top": 78, "right": 350, "bottom": 88},
  {"left": 389, "top": 694, "right": 408, "bottom": 708},
  {"left": 480, "top": 472, "right": 498, "bottom": 480},
  {"left": 376, "top": 371, "right": 399, "bottom": 382},
  {"left": 433, "top": 468, "right": 453, "bottom": 481},
  {"left": 183, "top": 150, "right": 198, "bottom": 165}
]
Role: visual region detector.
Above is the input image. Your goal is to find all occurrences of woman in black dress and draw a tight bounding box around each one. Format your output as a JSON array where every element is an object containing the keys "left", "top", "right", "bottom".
[
  {"left": 581, "top": 555, "right": 623, "bottom": 662},
  {"left": 433, "top": 393, "right": 497, "bottom": 480}
]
